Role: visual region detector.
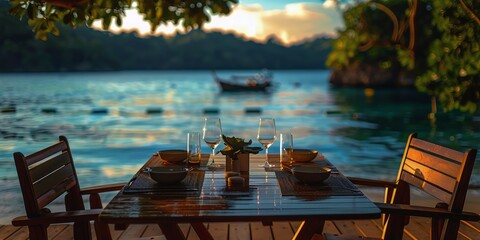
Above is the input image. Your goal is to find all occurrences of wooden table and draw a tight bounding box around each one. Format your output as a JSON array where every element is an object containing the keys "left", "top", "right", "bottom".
[{"left": 99, "top": 154, "right": 381, "bottom": 240}]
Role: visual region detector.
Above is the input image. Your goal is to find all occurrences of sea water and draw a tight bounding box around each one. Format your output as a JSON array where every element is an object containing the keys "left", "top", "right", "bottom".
[{"left": 0, "top": 70, "right": 479, "bottom": 223}]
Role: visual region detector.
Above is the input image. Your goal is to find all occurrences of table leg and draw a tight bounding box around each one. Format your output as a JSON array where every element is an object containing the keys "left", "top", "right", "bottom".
[
  {"left": 158, "top": 223, "right": 185, "bottom": 240},
  {"left": 191, "top": 222, "right": 214, "bottom": 240},
  {"left": 292, "top": 219, "right": 325, "bottom": 240}
]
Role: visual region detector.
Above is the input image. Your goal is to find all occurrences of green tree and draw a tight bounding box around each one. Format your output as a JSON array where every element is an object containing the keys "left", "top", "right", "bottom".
[
  {"left": 416, "top": 1, "right": 480, "bottom": 113},
  {"left": 8, "top": 0, "right": 237, "bottom": 40},
  {"left": 326, "top": 0, "right": 480, "bottom": 113}
]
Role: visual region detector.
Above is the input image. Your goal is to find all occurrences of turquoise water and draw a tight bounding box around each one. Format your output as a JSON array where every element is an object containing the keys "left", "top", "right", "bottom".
[{"left": 0, "top": 70, "right": 479, "bottom": 223}]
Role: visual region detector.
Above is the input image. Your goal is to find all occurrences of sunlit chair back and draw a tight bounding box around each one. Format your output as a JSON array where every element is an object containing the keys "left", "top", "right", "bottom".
[{"left": 384, "top": 132, "right": 477, "bottom": 239}]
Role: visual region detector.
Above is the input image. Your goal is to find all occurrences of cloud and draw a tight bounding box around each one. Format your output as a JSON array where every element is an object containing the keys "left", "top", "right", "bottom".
[
  {"left": 258, "top": 3, "right": 342, "bottom": 44},
  {"left": 205, "top": 3, "right": 342, "bottom": 44},
  {"left": 95, "top": 2, "right": 343, "bottom": 44}
]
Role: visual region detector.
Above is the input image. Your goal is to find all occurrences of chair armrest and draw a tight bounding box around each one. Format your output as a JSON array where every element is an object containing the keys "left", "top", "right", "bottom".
[
  {"left": 376, "top": 202, "right": 480, "bottom": 221},
  {"left": 80, "top": 182, "right": 127, "bottom": 195},
  {"left": 347, "top": 177, "right": 397, "bottom": 188},
  {"left": 12, "top": 209, "right": 103, "bottom": 226}
]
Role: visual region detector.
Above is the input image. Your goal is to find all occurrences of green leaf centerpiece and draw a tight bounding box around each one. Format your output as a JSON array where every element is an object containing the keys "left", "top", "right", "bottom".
[{"left": 220, "top": 135, "right": 262, "bottom": 160}]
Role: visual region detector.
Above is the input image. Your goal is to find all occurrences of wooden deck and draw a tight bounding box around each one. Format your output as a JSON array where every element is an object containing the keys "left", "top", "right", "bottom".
[{"left": 1, "top": 218, "right": 479, "bottom": 240}]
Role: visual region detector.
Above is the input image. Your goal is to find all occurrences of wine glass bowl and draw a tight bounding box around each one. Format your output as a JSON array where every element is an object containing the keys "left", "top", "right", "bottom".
[
  {"left": 257, "top": 118, "right": 276, "bottom": 168},
  {"left": 203, "top": 118, "right": 222, "bottom": 169}
]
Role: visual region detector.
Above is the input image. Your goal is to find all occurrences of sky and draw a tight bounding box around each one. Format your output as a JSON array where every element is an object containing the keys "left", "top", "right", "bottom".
[{"left": 95, "top": 0, "right": 343, "bottom": 45}]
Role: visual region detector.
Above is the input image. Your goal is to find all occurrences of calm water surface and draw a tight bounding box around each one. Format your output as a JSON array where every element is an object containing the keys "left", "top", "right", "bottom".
[{"left": 0, "top": 70, "right": 479, "bottom": 223}]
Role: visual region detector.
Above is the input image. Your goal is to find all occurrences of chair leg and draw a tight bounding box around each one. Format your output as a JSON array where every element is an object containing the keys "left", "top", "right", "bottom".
[
  {"left": 94, "top": 221, "right": 113, "bottom": 240},
  {"left": 74, "top": 221, "right": 93, "bottom": 239},
  {"left": 382, "top": 214, "right": 405, "bottom": 240},
  {"left": 191, "top": 223, "right": 213, "bottom": 240},
  {"left": 431, "top": 202, "right": 448, "bottom": 240},
  {"left": 442, "top": 219, "right": 461, "bottom": 240},
  {"left": 28, "top": 225, "right": 48, "bottom": 240},
  {"left": 293, "top": 219, "right": 325, "bottom": 240}
]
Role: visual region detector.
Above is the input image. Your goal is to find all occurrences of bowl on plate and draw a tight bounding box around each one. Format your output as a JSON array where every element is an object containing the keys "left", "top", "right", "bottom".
[
  {"left": 148, "top": 166, "right": 189, "bottom": 184},
  {"left": 291, "top": 166, "right": 331, "bottom": 184},
  {"left": 286, "top": 149, "right": 318, "bottom": 162},
  {"left": 158, "top": 149, "right": 187, "bottom": 163}
]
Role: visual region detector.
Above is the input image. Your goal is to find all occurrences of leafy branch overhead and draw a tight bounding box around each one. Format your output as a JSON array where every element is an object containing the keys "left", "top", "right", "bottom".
[
  {"left": 326, "top": 0, "right": 480, "bottom": 113},
  {"left": 8, "top": 0, "right": 238, "bottom": 40},
  {"left": 220, "top": 135, "right": 262, "bottom": 160}
]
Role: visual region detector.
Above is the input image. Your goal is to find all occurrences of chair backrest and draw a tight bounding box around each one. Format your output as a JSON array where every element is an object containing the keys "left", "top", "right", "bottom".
[
  {"left": 396, "top": 133, "right": 476, "bottom": 211},
  {"left": 387, "top": 132, "right": 477, "bottom": 239},
  {"left": 14, "top": 136, "right": 85, "bottom": 218}
]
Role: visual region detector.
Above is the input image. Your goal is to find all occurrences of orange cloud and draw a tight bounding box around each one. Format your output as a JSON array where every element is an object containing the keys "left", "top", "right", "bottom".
[{"left": 93, "top": 3, "right": 342, "bottom": 44}]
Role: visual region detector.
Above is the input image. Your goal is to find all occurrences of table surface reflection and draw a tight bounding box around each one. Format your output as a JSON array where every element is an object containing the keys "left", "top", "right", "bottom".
[{"left": 99, "top": 153, "right": 380, "bottom": 225}]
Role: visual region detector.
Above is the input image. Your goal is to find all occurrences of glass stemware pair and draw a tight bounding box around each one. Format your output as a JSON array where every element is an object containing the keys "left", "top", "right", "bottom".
[{"left": 203, "top": 117, "right": 277, "bottom": 169}]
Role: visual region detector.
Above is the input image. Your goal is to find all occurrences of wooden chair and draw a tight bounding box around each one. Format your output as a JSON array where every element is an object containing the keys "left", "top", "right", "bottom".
[
  {"left": 329, "top": 133, "right": 479, "bottom": 240},
  {"left": 11, "top": 136, "right": 127, "bottom": 240}
]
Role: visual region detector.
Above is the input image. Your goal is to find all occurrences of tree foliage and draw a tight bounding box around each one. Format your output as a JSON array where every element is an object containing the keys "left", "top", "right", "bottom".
[
  {"left": 327, "top": 0, "right": 480, "bottom": 113},
  {"left": 0, "top": 4, "right": 332, "bottom": 72},
  {"left": 415, "top": 1, "right": 480, "bottom": 113},
  {"left": 8, "top": 0, "right": 237, "bottom": 40}
]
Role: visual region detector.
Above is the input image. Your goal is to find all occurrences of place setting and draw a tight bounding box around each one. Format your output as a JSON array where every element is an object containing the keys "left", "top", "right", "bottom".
[
  {"left": 274, "top": 132, "right": 362, "bottom": 197},
  {"left": 123, "top": 139, "right": 206, "bottom": 196}
]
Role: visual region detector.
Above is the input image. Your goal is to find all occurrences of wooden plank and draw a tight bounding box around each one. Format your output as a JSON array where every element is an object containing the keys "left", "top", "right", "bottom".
[
  {"left": 118, "top": 224, "right": 148, "bottom": 239},
  {"left": 323, "top": 221, "right": 341, "bottom": 236},
  {"left": 406, "top": 148, "right": 460, "bottom": 177},
  {"left": 109, "top": 224, "right": 126, "bottom": 240},
  {"left": 410, "top": 138, "right": 464, "bottom": 164},
  {"left": 403, "top": 158, "right": 457, "bottom": 192},
  {"left": 400, "top": 171, "right": 453, "bottom": 204},
  {"left": 250, "top": 222, "right": 273, "bottom": 240},
  {"left": 458, "top": 221, "right": 480, "bottom": 240},
  {"left": 289, "top": 221, "right": 301, "bottom": 232},
  {"left": 33, "top": 163, "right": 75, "bottom": 199},
  {"left": 186, "top": 224, "right": 202, "bottom": 240},
  {"left": 403, "top": 217, "right": 430, "bottom": 240},
  {"left": 271, "top": 221, "right": 294, "bottom": 240},
  {"left": 51, "top": 224, "right": 74, "bottom": 240},
  {"left": 207, "top": 222, "right": 228, "bottom": 240},
  {"left": 229, "top": 222, "right": 250, "bottom": 240},
  {"left": 4, "top": 225, "right": 28, "bottom": 240},
  {"left": 331, "top": 220, "right": 363, "bottom": 237},
  {"left": 353, "top": 220, "right": 382, "bottom": 238},
  {"left": 0, "top": 225, "right": 22, "bottom": 239},
  {"left": 178, "top": 223, "right": 193, "bottom": 239},
  {"left": 2, "top": 221, "right": 480, "bottom": 240},
  {"left": 26, "top": 141, "right": 68, "bottom": 166},
  {"left": 29, "top": 152, "right": 71, "bottom": 182},
  {"left": 47, "top": 224, "right": 69, "bottom": 239},
  {"left": 140, "top": 224, "right": 164, "bottom": 239}
]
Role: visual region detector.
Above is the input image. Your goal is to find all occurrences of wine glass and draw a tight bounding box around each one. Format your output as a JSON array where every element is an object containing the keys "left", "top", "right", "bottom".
[
  {"left": 257, "top": 118, "right": 277, "bottom": 168},
  {"left": 203, "top": 118, "right": 222, "bottom": 169}
]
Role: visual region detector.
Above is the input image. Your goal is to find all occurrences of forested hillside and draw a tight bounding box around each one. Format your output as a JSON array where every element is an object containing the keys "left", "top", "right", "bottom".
[{"left": 0, "top": 2, "right": 332, "bottom": 72}]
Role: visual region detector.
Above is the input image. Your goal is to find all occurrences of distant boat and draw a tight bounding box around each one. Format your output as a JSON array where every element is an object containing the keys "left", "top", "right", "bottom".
[{"left": 212, "top": 70, "right": 273, "bottom": 92}]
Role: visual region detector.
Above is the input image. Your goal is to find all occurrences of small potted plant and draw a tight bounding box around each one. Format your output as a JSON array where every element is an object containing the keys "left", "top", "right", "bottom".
[{"left": 220, "top": 135, "right": 262, "bottom": 172}]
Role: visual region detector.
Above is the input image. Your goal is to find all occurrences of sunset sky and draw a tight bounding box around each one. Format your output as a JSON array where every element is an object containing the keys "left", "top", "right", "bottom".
[{"left": 96, "top": 0, "right": 343, "bottom": 45}]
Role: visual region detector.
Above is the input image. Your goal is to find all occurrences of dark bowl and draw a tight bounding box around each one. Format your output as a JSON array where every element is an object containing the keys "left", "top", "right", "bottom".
[
  {"left": 158, "top": 149, "right": 187, "bottom": 163},
  {"left": 291, "top": 166, "right": 331, "bottom": 184},
  {"left": 286, "top": 149, "right": 318, "bottom": 163},
  {"left": 148, "top": 166, "right": 189, "bottom": 184}
]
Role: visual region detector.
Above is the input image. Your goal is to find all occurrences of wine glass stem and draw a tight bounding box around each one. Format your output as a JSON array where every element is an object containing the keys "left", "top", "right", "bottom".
[
  {"left": 265, "top": 147, "right": 269, "bottom": 166},
  {"left": 211, "top": 148, "right": 215, "bottom": 164}
]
